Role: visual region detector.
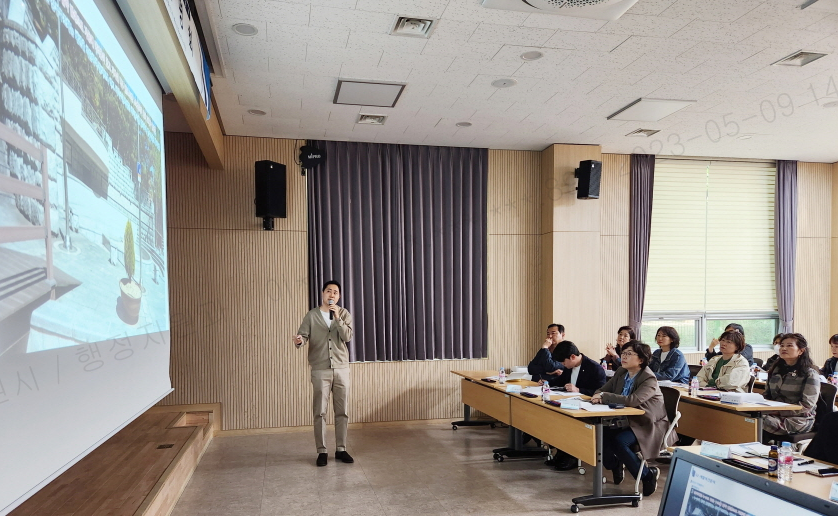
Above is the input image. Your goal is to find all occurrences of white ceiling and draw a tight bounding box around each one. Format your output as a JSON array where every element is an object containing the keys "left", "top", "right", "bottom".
[{"left": 196, "top": 0, "right": 838, "bottom": 162}]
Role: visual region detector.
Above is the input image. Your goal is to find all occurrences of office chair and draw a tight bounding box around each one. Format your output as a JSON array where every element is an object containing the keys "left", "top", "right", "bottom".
[{"left": 746, "top": 375, "right": 756, "bottom": 393}]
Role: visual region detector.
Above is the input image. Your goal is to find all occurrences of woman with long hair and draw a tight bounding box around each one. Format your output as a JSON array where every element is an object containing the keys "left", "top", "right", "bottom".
[
  {"left": 602, "top": 326, "right": 635, "bottom": 369},
  {"left": 762, "top": 333, "right": 821, "bottom": 435}
]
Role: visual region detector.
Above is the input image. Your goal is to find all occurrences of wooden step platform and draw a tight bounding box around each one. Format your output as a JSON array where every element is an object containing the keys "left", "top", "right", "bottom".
[{"left": 10, "top": 406, "right": 217, "bottom": 516}]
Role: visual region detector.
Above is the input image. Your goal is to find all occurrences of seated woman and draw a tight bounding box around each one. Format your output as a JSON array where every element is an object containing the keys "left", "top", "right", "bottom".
[
  {"left": 762, "top": 333, "right": 783, "bottom": 372},
  {"left": 601, "top": 326, "right": 634, "bottom": 370},
  {"left": 592, "top": 340, "right": 675, "bottom": 497},
  {"left": 696, "top": 330, "right": 751, "bottom": 392},
  {"left": 705, "top": 323, "right": 754, "bottom": 366},
  {"left": 649, "top": 326, "right": 690, "bottom": 384},
  {"left": 763, "top": 333, "right": 821, "bottom": 437},
  {"left": 821, "top": 334, "right": 838, "bottom": 377}
]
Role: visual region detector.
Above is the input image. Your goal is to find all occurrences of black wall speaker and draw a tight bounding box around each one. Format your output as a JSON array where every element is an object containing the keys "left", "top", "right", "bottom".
[
  {"left": 575, "top": 160, "right": 602, "bottom": 200},
  {"left": 255, "top": 161, "right": 286, "bottom": 229}
]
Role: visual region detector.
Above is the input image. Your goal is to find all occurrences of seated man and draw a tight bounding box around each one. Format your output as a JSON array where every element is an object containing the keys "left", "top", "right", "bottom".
[
  {"left": 545, "top": 342, "right": 607, "bottom": 469},
  {"left": 547, "top": 342, "right": 607, "bottom": 396},
  {"left": 527, "top": 323, "right": 568, "bottom": 382}
]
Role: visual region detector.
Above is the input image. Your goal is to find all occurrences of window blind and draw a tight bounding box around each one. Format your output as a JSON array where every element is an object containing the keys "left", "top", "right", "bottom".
[{"left": 644, "top": 159, "right": 777, "bottom": 313}]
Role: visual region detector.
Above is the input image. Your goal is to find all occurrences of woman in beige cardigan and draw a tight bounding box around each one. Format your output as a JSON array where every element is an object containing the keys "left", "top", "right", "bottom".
[{"left": 696, "top": 330, "right": 751, "bottom": 392}]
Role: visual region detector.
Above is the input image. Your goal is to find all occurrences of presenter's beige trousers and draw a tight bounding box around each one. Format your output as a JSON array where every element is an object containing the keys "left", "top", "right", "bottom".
[{"left": 311, "top": 368, "right": 350, "bottom": 454}]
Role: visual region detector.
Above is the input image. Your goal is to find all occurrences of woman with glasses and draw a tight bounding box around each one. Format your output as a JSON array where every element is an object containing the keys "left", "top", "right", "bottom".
[
  {"left": 649, "top": 326, "right": 690, "bottom": 384},
  {"left": 696, "top": 330, "right": 751, "bottom": 392},
  {"left": 763, "top": 333, "right": 821, "bottom": 436},
  {"left": 591, "top": 340, "right": 674, "bottom": 497},
  {"left": 821, "top": 334, "right": 838, "bottom": 377},
  {"left": 602, "top": 326, "right": 635, "bottom": 369}
]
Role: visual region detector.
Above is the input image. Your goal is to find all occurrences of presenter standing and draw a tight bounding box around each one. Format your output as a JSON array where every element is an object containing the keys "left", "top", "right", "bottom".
[{"left": 293, "top": 281, "right": 354, "bottom": 467}]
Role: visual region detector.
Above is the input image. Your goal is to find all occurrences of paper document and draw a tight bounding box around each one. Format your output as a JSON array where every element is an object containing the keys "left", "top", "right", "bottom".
[
  {"left": 730, "top": 442, "right": 772, "bottom": 458},
  {"left": 754, "top": 400, "right": 794, "bottom": 407},
  {"left": 658, "top": 380, "right": 688, "bottom": 388},
  {"left": 793, "top": 460, "right": 830, "bottom": 473},
  {"left": 579, "top": 401, "right": 614, "bottom": 412},
  {"left": 553, "top": 390, "right": 583, "bottom": 397}
]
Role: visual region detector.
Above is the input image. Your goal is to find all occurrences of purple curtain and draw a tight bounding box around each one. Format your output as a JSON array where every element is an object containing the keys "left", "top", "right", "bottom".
[
  {"left": 776, "top": 160, "right": 797, "bottom": 333},
  {"left": 629, "top": 155, "right": 655, "bottom": 339},
  {"left": 308, "top": 140, "right": 488, "bottom": 361}
]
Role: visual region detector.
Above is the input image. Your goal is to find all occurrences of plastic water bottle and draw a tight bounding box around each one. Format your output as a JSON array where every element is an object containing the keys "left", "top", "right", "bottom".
[
  {"left": 601, "top": 359, "right": 608, "bottom": 371},
  {"left": 778, "top": 441, "right": 794, "bottom": 482},
  {"left": 542, "top": 381, "right": 551, "bottom": 402},
  {"left": 498, "top": 367, "right": 507, "bottom": 384},
  {"left": 689, "top": 376, "right": 699, "bottom": 396},
  {"left": 831, "top": 372, "right": 838, "bottom": 386},
  {"left": 699, "top": 357, "right": 707, "bottom": 367}
]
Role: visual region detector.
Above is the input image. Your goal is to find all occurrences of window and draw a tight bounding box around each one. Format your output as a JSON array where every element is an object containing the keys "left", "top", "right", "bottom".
[{"left": 642, "top": 159, "right": 778, "bottom": 350}]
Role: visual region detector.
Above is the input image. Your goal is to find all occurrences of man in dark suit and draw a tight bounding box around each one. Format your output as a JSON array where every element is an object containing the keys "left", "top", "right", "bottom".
[
  {"left": 527, "top": 323, "right": 568, "bottom": 382},
  {"left": 547, "top": 342, "right": 607, "bottom": 396},
  {"left": 544, "top": 342, "right": 607, "bottom": 470}
]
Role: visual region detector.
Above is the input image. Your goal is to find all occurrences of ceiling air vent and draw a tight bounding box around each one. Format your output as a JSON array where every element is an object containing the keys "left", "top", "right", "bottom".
[
  {"left": 357, "top": 114, "right": 387, "bottom": 125},
  {"left": 626, "top": 128, "right": 660, "bottom": 137},
  {"left": 481, "top": 0, "right": 639, "bottom": 20},
  {"left": 772, "top": 50, "right": 828, "bottom": 67},
  {"left": 390, "top": 16, "right": 436, "bottom": 38}
]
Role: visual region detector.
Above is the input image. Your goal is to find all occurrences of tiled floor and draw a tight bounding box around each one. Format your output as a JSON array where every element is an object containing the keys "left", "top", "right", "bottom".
[{"left": 172, "top": 423, "right": 666, "bottom": 515}]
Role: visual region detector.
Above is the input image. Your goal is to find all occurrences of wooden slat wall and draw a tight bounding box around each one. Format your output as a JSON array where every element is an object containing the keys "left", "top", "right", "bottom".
[
  {"left": 832, "top": 163, "right": 838, "bottom": 347},
  {"left": 601, "top": 154, "right": 630, "bottom": 351},
  {"left": 795, "top": 162, "right": 832, "bottom": 368},
  {"left": 163, "top": 136, "right": 545, "bottom": 430}
]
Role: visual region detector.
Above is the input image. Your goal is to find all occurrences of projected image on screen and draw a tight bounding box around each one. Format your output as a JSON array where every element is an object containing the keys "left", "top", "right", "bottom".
[{"left": 0, "top": 0, "right": 167, "bottom": 355}]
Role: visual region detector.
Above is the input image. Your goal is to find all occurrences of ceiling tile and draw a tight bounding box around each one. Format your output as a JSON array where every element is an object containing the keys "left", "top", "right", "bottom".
[
  {"left": 468, "top": 24, "right": 556, "bottom": 46},
  {"left": 597, "top": 13, "right": 692, "bottom": 37},
  {"left": 542, "top": 30, "right": 628, "bottom": 52},
  {"left": 309, "top": 7, "right": 395, "bottom": 33},
  {"left": 658, "top": 0, "right": 764, "bottom": 23},
  {"left": 222, "top": 1, "right": 311, "bottom": 25},
  {"left": 441, "top": 0, "right": 530, "bottom": 26},
  {"left": 355, "top": 0, "right": 450, "bottom": 18},
  {"left": 521, "top": 12, "right": 608, "bottom": 32}
]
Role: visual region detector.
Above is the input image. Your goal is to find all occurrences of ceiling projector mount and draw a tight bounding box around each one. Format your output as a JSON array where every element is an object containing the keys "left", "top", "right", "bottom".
[{"left": 481, "top": 0, "right": 639, "bottom": 20}]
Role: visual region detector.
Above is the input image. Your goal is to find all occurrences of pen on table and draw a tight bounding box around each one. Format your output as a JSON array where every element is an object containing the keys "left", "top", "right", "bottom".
[{"left": 796, "top": 459, "right": 814, "bottom": 465}]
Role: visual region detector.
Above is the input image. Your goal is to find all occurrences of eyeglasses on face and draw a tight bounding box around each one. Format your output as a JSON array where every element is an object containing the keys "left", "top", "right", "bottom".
[{"left": 621, "top": 351, "right": 638, "bottom": 358}]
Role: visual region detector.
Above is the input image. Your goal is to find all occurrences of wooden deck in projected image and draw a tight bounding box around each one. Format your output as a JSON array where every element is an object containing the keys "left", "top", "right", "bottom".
[{"left": 0, "top": 247, "right": 79, "bottom": 355}]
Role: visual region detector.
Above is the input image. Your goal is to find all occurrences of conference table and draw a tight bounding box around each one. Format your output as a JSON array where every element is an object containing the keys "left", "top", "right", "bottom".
[
  {"left": 677, "top": 446, "right": 838, "bottom": 504},
  {"left": 667, "top": 385, "right": 801, "bottom": 444},
  {"left": 451, "top": 370, "right": 646, "bottom": 512}
]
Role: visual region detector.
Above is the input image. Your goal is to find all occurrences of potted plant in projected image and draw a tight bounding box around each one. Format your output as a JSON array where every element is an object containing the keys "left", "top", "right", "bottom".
[{"left": 119, "top": 220, "right": 142, "bottom": 324}]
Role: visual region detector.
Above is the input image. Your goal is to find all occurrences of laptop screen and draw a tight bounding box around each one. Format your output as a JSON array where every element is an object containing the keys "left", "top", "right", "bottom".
[{"left": 660, "top": 451, "right": 834, "bottom": 516}]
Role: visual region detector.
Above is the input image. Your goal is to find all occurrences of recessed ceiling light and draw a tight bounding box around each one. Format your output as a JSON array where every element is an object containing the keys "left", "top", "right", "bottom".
[
  {"left": 334, "top": 80, "right": 406, "bottom": 107},
  {"left": 626, "top": 128, "right": 660, "bottom": 137},
  {"left": 607, "top": 98, "right": 696, "bottom": 122},
  {"left": 491, "top": 78, "right": 517, "bottom": 88},
  {"left": 521, "top": 51, "right": 544, "bottom": 61},
  {"left": 232, "top": 23, "right": 259, "bottom": 36},
  {"left": 822, "top": 100, "right": 838, "bottom": 108},
  {"left": 247, "top": 109, "right": 266, "bottom": 116},
  {"left": 456, "top": 122, "right": 472, "bottom": 127},
  {"left": 772, "top": 50, "right": 828, "bottom": 66}
]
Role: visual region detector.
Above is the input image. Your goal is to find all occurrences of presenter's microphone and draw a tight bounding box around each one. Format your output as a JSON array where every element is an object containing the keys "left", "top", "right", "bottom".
[{"left": 329, "top": 299, "right": 335, "bottom": 320}]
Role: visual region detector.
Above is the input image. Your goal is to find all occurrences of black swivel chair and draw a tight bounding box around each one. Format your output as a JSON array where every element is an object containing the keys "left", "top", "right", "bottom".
[{"left": 688, "top": 364, "right": 702, "bottom": 377}]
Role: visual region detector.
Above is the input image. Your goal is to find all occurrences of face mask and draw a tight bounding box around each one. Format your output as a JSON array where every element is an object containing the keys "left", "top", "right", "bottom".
[{"left": 774, "top": 344, "right": 780, "bottom": 354}]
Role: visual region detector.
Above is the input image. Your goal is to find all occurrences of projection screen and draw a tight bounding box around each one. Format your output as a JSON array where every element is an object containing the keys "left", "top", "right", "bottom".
[{"left": 0, "top": 0, "right": 170, "bottom": 513}]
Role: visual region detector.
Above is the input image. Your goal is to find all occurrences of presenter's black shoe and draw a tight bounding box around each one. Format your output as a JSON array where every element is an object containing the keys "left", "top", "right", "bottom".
[
  {"left": 335, "top": 451, "right": 354, "bottom": 463},
  {"left": 610, "top": 464, "right": 625, "bottom": 485},
  {"left": 316, "top": 453, "right": 328, "bottom": 467},
  {"left": 642, "top": 466, "right": 660, "bottom": 497}
]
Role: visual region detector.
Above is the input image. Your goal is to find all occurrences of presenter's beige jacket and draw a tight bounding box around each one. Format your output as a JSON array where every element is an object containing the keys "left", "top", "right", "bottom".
[{"left": 297, "top": 307, "right": 353, "bottom": 370}]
